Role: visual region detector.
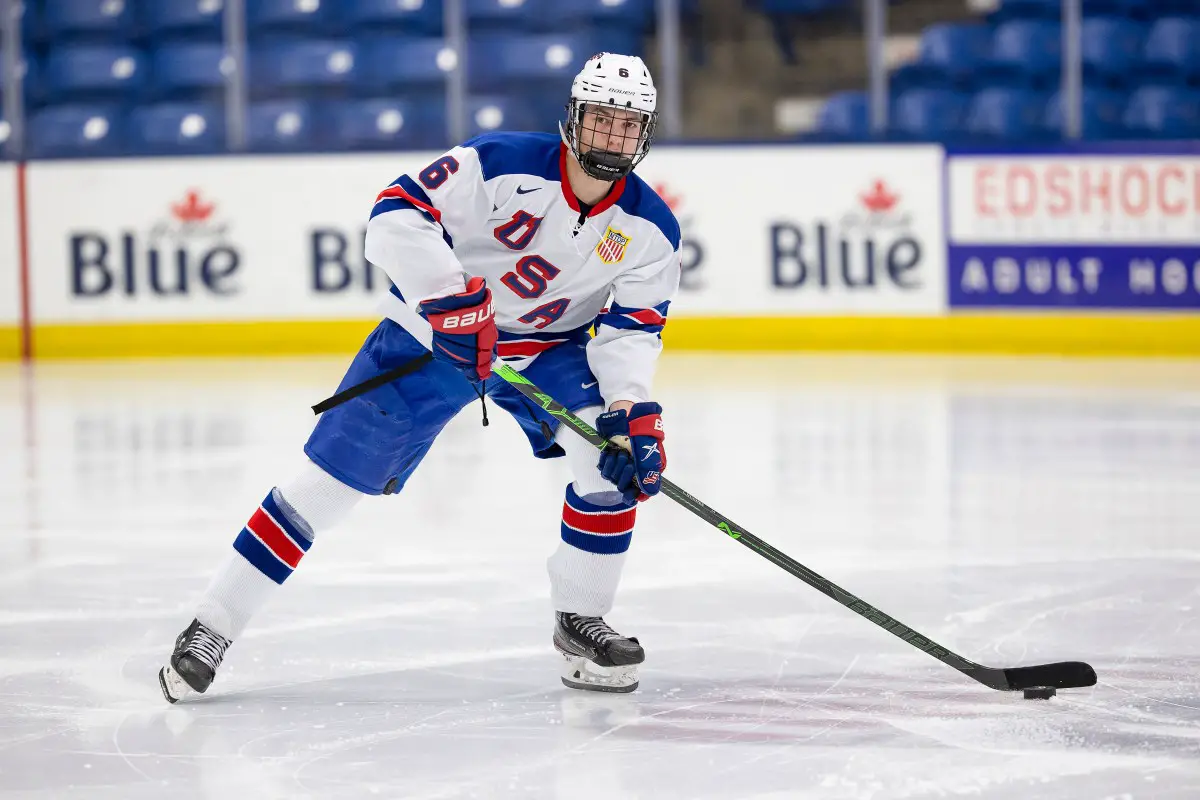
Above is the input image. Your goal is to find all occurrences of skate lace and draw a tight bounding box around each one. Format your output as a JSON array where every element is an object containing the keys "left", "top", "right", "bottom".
[
  {"left": 572, "top": 615, "right": 620, "bottom": 645},
  {"left": 186, "top": 625, "right": 231, "bottom": 672}
]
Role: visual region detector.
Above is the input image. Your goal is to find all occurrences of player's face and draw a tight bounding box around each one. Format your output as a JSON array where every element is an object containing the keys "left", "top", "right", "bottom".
[{"left": 578, "top": 106, "right": 645, "bottom": 159}]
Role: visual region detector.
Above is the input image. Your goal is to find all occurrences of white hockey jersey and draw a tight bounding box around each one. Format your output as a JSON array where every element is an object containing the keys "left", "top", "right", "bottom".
[{"left": 364, "top": 131, "right": 682, "bottom": 407}]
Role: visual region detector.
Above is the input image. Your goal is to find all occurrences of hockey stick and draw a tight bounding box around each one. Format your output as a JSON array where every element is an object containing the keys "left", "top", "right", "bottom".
[
  {"left": 494, "top": 364, "right": 1098, "bottom": 693},
  {"left": 312, "top": 352, "right": 433, "bottom": 414}
]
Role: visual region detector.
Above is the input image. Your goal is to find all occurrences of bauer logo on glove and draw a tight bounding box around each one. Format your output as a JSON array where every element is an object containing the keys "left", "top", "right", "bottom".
[
  {"left": 418, "top": 276, "right": 499, "bottom": 383},
  {"left": 596, "top": 402, "right": 667, "bottom": 503}
]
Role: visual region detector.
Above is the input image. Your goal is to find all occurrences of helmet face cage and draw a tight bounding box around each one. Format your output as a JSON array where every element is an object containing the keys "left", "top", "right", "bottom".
[{"left": 563, "top": 98, "right": 658, "bottom": 181}]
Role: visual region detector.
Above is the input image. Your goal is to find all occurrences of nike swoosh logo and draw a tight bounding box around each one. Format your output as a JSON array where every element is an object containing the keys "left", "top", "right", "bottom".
[
  {"left": 582, "top": 381, "right": 598, "bottom": 389},
  {"left": 515, "top": 186, "right": 540, "bottom": 195}
]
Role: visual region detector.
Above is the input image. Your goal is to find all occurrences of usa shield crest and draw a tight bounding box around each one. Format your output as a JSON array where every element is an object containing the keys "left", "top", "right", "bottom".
[{"left": 595, "top": 226, "right": 631, "bottom": 264}]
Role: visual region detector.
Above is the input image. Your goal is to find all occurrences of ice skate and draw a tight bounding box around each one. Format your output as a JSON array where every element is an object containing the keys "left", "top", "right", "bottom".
[
  {"left": 554, "top": 612, "right": 644, "bottom": 693},
  {"left": 158, "top": 619, "right": 232, "bottom": 703}
]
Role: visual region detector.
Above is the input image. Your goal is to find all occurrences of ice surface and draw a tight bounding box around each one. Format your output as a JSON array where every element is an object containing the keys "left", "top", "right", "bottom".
[{"left": 1, "top": 354, "right": 1198, "bottom": 799}]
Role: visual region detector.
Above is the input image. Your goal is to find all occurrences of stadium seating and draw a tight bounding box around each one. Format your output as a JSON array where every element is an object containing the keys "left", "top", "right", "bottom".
[
  {"left": 467, "top": 33, "right": 590, "bottom": 94},
  {"left": 1043, "top": 88, "right": 1125, "bottom": 139},
  {"left": 324, "top": 97, "right": 443, "bottom": 151},
  {"left": 251, "top": 39, "right": 360, "bottom": 99},
  {"left": 150, "top": 41, "right": 226, "bottom": 101},
  {"left": 26, "top": 103, "right": 124, "bottom": 157},
  {"left": 889, "top": 23, "right": 991, "bottom": 92},
  {"left": 963, "top": 87, "right": 1048, "bottom": 139},
  {"left": 41, "top": 0, "right": 136, "bottom": 42},
  {"left": 342, "top": 0, "right": 444, "bottom": 37},
  {"left": 129, "top": 101, "right": 225, "bottom": 154},
  {"left": 357, "top": 37, "right": 454, "bottom": 95},
  {"left": 10, "top": 0, "right": 1200, "bottom": 153},
  {"left": 979, "top": 20, "right": 1062, "bottom": 89},
  {"left": 1121, "top": 85, "right": 1200, "bottom": 137},
  {"left": 144, "top": 1, "right": 225, "bottom": 41},
  {"left": 247, "top": 99, "right": 318, "bottom": 151},
  {"left": 43, "top": 44, "right": 147, "bottom": 104},
  {"left": 247, "top": 0, "right": 337, "bottom": 38},
  {"left": 813, "top": 90, "right": 869, "bottom": 140},
  {"left": 890, "top": 88, "right": 970, "bottom": 140},
  {"left": 1139, "top": 17, "right": 1200, "bottom": 85},
  {"left": 813, "top": 0, "right": 1200, "bottom": 141},
  {"left": 1081, "top": 17, "right": 1145, "bottom": 89}
]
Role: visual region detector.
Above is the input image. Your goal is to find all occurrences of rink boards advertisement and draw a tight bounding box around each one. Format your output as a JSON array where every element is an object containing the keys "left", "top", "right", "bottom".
[
  {"left": 20, "top": 146, "right": 947, "bottom": 357},
  {"left": 4, "top": 143, "right": 1199, "bottom": 358},
  {"left": 946, "top": 145, "right": 1200, "bottom": 310},
  {"left": 24, "top": 155, "right": 417, "bottom": 356},
  {"left": 0, "top": 164, "right": 18, "bottom": 359}
]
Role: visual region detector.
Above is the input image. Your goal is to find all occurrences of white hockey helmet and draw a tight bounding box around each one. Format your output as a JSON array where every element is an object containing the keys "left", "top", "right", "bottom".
[{"left": 560, "top": 52, "right": 659, "bottom": 181}]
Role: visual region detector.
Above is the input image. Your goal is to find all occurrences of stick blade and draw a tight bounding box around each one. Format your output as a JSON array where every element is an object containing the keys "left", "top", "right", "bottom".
[{"left": 1003, "top": 661, "right": 1097, "bottom": 691}]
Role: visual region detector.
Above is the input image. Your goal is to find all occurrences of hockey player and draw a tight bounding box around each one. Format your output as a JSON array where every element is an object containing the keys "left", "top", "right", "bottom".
[{"left": 159, "top": 53, "right": 681, "bottom": 701}]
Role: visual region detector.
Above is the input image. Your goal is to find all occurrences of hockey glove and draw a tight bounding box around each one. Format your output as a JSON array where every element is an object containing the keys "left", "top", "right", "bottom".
[
  {"left": 419, "top": 276, "right": 498, "bottom": 383},
  {"left": 596, "top": 402, "right": 667, "bottom": 503}
]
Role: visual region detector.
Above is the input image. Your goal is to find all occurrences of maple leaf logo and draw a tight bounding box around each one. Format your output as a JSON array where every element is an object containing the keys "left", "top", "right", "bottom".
[
  {"left": 171, "top": 190, "right": 215, "bottom": 223},
  {"left": 653, "top": 182, "right": 682, "bottom": 212},
  {"left": 860, "top": 180, "right": 899, "bottom": 213}
]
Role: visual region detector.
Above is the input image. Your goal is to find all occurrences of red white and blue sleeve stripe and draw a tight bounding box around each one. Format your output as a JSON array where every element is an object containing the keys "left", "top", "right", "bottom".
[
  {"left": 371, "top": 175, "right": 454, "bottom": 248},
  {"left": 594, "top": 300, "right": 670, "bottom": 336}
]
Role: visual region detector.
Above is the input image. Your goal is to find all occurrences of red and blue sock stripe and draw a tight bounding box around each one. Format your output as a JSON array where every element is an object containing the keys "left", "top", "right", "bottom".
[
  {"left": 560, "top": 485, "right": 637, "bottom": 555},
  {"left": 232, "top": 490, "right": 313, "bottom": 585}
]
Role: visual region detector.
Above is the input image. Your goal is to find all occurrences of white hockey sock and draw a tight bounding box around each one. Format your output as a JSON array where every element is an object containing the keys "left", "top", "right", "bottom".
[
  {"left": 547, "top": 534, "right": 630, "bottom": 617},
  {"left": 194, "top": 459, "right": 363, "bottom": 640},
  {"left": 547, "top": 406, "right": 635, "bottom": 618}
]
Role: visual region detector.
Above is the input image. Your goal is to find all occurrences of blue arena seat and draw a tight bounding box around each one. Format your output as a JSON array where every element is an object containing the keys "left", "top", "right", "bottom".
[
  {"left": 984, "top": 20, "right": 1062, "bottom": 88},
  {"left": 919, "top": 23, "right": 991, "bottom": 80},
  {"left": 466, "top": 0, "right": 552, "bottom": 33},
  {"left": 358, "top": 37, "right": 452, "bottom": 94},
  {"left": 814, "top": 90, "right": 869, "bottom": 140},
  {"left": 891, "top": 23, "right": 991, "bottom": 92},
  {"left": 992, "top": 0, "right": 1146, "bottom": 21},
  {"left": 43, "top": 45, "right": 147, "bottom": 104},
  {"left": 150, "top": 42, "right": 226, "bottom": 100},
  {"left": 1154, "top": 1, "right": 1200, "bottom": 16},
  {"left": 41, "top": 0, "right": 137, "bottom": 42},
  {"left": 144, "top": 0, "right": 224, "bottom": 40},
  {"left": 325, "top": 98, "right": 444, "bottom": 150},
  {"left": 1043, "top": 88, "right": 1125, "bottom": 139},
  {"left": 1140, "top": 17, "right": 1200, "bottom": 85},
  {"left": 342, "top": 0, "right": 443, "bottom": 36},
  {"left": 27, "top": 104, "right": 125, "bottom": 157},
  {"left": 248, "top": 100, "right": 318, "bottom": 151},
  {"left": 1122, "top": 85, "right": 1200, "bottom": 138},
  {"left": 468, "top": 34, "right": 588, "bottom": 93},
  {"left": 758, "top": 0, "right": 850, "bottom": 13},
  {"left": 129, "top": 101, "right": 225, "bottom": 153},
  {"left": 251, "top": 39, "right": 360, "bottom": 97},
  {"left": 547, "top": 0, "right": 654, "bottom": 32},
  {"left": 964, "top": 88, "right": 1048, "bottom": 139},
  {"left": 248, "top": 0, "right": 336, "bottom": 37},
  {"left": 467, "top": 95, "right": 538, "bottom": 136},
  {"left": 890, "top": 89, "right": 970, "bottom": 140},
  {"left": 1081, "top": 18, "right": 1145, "bottom": 89}
]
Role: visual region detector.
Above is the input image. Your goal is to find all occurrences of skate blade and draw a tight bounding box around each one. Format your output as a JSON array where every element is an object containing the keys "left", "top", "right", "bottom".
[
  {"left": 559, "top": 653, "right": 639, "bottom": 694},
  {"left": 158, "top": 664, "right": 194, "bottom": 704}
]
